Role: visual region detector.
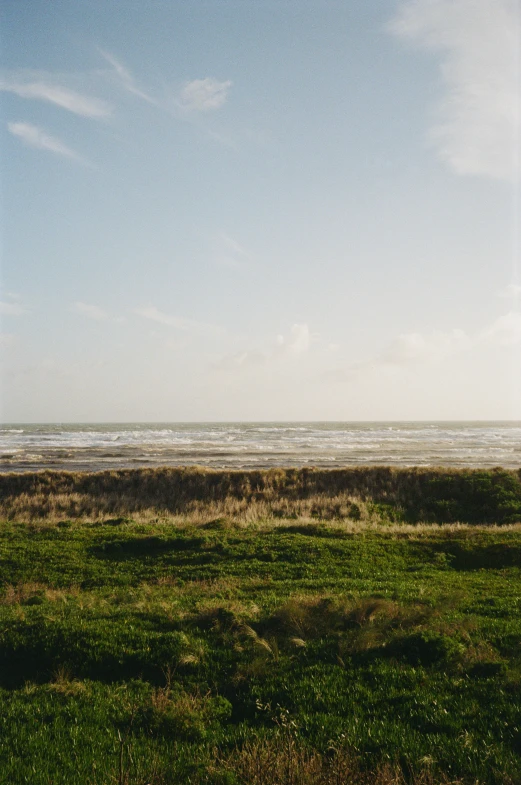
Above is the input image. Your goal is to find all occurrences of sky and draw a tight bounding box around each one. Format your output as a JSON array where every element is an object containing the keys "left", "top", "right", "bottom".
[{"left": 1, "top": 0, "right": 521, "bottom": 422}]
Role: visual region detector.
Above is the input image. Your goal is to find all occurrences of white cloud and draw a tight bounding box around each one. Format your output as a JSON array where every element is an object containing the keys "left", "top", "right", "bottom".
[
  {"left": 326, "top": 327, "right": 470, "bottom": 380},
  {"left": 97, "top": 49, "right": 156, "bottom": 104},
  {"left": 328, "top": 309, "right": 521, "bottom": 384},
  {"left": 380, "top": 328, "right": 471, "bottom": 365},
  {"left": 214, "top": 349, "right": 267, "bottom": 370},
  {"left": 277, "top": 323, "right": 311, "bottom": 356},
  {"left": 0, "top": 72, "right": 111, "bottom": 118},
  {"left": 8, "top": 122, "right": 85, "bottom": 162},
  {"left": 0, "top": 333, "right": 16, "bottom": 347},
  {"left": 498, "top": 282, "right": 521, "bottom": 299},
  {"left": 0, "top": 300, "right": 27, "bottom": 316},
  {"left": 215, "top": 323, "right": 311, "bottom": 373},
  {"left": 72, "top": 302, "right": 110, "bottom": 321},
  {"left": 134, "top": 305, "right": 223, "bottom": 336},
  {"left": 179, "top": 78, "right": 232, "bottom": 112},
  {"left": 480, "top": 310, "right": 521, "bottom": 345},
  {"left": 390, "top": 0, "right": 521, "bottom": 180}
]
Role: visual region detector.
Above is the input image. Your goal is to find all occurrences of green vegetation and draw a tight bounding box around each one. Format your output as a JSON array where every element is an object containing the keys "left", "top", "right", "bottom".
[{"left": 0, "top": 468, "right": 521, "bottom": 783}]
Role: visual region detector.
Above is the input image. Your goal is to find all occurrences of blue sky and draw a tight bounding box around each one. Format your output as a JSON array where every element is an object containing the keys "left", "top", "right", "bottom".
[{"left": 1, "top": 0, "right": 521, "bottom": 422}]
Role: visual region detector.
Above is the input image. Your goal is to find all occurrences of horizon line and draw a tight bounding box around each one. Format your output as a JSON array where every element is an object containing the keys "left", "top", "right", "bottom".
[{"left": 2, "top": 419, "right": 521, "bottom": 426}]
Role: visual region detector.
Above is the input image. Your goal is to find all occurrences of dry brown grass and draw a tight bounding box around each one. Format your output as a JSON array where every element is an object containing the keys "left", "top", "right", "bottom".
[
  {"left": 0, "top": 581, "right": 79, "bottom": 605},
  {"left": 0, "top": 485, "right": 374, "bottom": 525},
  {"left": 264, "top": 595, "right": 433, "bottom": 642},
  {"left": 211, "top": 734, "right": 469, "bottom": 785},
  {"left": 150, "top": 684, "right": 205, "bottom": 718},
  {"left": 48, "top": 665, "right": 89, "bottom": 697}
]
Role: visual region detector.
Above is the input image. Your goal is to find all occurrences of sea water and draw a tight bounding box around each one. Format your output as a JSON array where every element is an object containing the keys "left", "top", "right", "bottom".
[{"left": 1, "top": 422, "right": 520, "bottom": 472}]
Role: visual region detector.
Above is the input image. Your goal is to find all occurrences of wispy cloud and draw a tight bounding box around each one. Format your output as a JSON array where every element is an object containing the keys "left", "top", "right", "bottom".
[
  {"left": 390, "top": 0, "right": 520, "bottom": 180},
  {"left": 97, "top": 52, "right": 233, "bottom": 120},
  {"left": 71, "top": 302, "right": 111, "bottom": 321},
  {"left": 215, "top": 232, "right": 251, "bottom": 270},
  {"left": 179, "top": 78, "right": 232, "bottom": 112},
  {"left": 329, "top": 310, "right": 521, "bottom": 383},
  {"left": 97, "top": 49, "right": 156, "bottom": 104},
  {"left": 134, "top": 305, "right": 224, "bottom": 336},
  {"left": 0, "top": 71, "right": 111, "bottom": 118},
  {"left": 214, "top": 324, "right": 311, "bottom": 372},
  {"left": 214, "top": 348, "right": 268, "bottom": 371},
  {"left": 480, "top": 310, "right": 521, "bottom": 346},
  {"left": 8, "top": 122, "right": 86, "bottom": 163},
  {"left": 0, "top": 300, "right": 27, "bottom": 316},
  {"left": 0, "top": 333, "right": 16, "bottom": 348},
  {"left": 221, "top": 232, "right": 248, "bottom": 257}
]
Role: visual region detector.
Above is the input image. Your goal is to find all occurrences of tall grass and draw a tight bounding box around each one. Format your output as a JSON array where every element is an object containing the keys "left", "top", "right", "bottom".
[{"left": 1, "top": 466, "right": 521, "bottom": 524}]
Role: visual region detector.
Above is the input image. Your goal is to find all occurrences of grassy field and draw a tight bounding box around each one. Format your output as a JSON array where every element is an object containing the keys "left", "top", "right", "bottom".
[{"left": 1, "top": 467, "right": 521, "bottom": 784}]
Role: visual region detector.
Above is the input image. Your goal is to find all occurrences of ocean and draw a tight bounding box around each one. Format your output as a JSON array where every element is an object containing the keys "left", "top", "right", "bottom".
[{"left": 0, "top": 422, "right": 520, "bottom": 472}]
